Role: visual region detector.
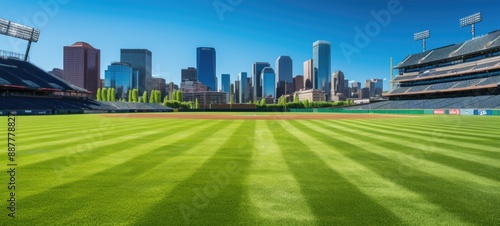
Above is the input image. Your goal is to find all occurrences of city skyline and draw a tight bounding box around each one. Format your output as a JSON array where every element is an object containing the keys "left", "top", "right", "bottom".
[{"left": 2, "top": 1, "right": 500, "bottom": 89}]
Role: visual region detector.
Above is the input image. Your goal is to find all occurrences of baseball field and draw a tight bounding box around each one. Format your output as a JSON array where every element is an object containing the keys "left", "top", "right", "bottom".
[{"left": 5, "top": 112, "right": 500, "bottom": 225}]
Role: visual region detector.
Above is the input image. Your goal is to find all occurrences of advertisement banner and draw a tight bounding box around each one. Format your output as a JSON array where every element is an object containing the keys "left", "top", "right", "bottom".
[
  {"left": 448, "top": 109, "right": 461, "bottom": 115},
  {"left": 433, "top": 109, "right": 446, "bottom": 115},
  {"left": 460, "top": 109, "right": 474, "bottom": 115},
  {"left": 474, "top": 110, "right": 492, "bottom": 116}
]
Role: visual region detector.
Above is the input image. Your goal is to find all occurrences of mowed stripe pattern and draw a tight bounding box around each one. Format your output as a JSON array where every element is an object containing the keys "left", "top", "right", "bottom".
[{"left": 13, "top": 114, "right": 500, "bottom": 225}]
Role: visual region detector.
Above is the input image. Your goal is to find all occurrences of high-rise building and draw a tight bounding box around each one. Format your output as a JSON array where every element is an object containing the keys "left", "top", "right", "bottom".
[
  {"left": 275, "top": 56, "right": 293, "bottom": 98},
  {"left": 235, "top": 80, "right": 241, "bottom": 103},
  {"left": 104, "top": 62, "right": 138, "bottom": 100},
  {"left": 261, "top": 67, "right": 276, "bottom": 103},
  {"left": 351, "top": 82, "right": 362, "bottom": 99},
  {"left": 303, "top": 59, "right": 314, "bottom": 90},
  {"left": 229, "top": 84, "right": 235, "bottom": 104},
  {"left": 239, "top": 72, "right": 248, "bottom": 103},
  {"left": 313, "top": 40, "right": 331, "bottom": 98},
  {"left": 221, "top": 74, "right": 230, "bottom": 102},
  {"left": 246, "top": 77, "right": 253, "bottom": 103},
  {"left": 365, "top": 78, "right": 384, "bottom": 98},
  {"left": 252, "top": 62, "right": 270, "bottom": 101},
  {"left": 344, "top": 79, "right": 351, "bottom": 98},
  {"left": 181, "top": 67, "right": 197, "bottom": 82},
  {"left": 151, "top": 77, "right": 167, "bottom": 99},
  {"left": 120, "top": 49, "right": 152, "bottom": 93},
  {"left": 332, "top": 70, "right": 345, "bottom": 97},
  {"left": 293, "top": 75, "right": 304, "bottom": 92},
  {"left": 197, "top": 47, "right": 217, "bottom": 91},
  {"left": 63, "top": 42, "right": 101, "bottom": 98}
]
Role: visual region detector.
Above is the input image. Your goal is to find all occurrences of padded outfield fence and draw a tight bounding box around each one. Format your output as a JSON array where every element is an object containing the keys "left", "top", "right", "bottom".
[{"left": 290, "top": 108, "right": 500, "bottom": 116}]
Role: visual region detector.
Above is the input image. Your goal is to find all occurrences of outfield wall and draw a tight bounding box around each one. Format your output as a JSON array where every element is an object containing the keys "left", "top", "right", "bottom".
[{"left": 290, "top": 108, "right": 500, "bottom": 116}]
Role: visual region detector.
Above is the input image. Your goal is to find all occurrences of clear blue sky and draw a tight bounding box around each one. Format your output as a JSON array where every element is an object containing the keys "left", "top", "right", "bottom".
[{"left": 2, "top": 0, "right": 500, "bottom": 90}]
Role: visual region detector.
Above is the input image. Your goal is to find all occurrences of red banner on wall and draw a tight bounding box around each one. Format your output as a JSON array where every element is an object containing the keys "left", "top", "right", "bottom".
[
  {"left": 449, "top": 109, "right": 461, "bottom": 115},
  {"left": 434, "top": 110, "right": 446, "bottom": 115}
]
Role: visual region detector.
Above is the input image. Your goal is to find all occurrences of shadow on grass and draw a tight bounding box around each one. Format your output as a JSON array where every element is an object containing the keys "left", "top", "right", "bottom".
[
  {"left": 132, "top": 121, "right": 256, "bottom": 225},
  {"left": 299, "top": 120, "right": 500, "bottom": 225},
  {"left": 332, "top": 120, "right": 500, "bottom": 182},
  {"left": 20, "top": 120, "right": 231, "bottom": 224},
  {"left": 268, "top": 120, "right": 404, "bottom": 225}
]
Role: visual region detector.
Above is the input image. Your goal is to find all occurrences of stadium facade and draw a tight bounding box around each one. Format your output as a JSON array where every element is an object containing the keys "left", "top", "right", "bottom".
[{"left": 354, "top": 29, "right": 500, "bottom": 110}]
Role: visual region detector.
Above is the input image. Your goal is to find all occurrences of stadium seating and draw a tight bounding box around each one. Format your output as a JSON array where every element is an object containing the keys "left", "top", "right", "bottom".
[
  {"left": 348, "top": 95, "right": 500, "bottom": 109},
  {"left": 0, "top": 57, "right": 78, "bottom": 91}
]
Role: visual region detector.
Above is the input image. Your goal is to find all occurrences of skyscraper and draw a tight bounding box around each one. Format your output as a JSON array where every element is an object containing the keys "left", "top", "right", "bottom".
[
  {"left": 197, "top": 47, "right": 217, "bottom": 91},
  {"left": 313, "top": 40, "right": 331, "bottom": 98},
  {"left": 303, "top": 59, "right": 314, "bottom": 90},
  {"left": 252, "top": 62, "right": 270, "bottom": 101},
  {"left": 239, "top": 72, "right": 248, "bottom": 103},
  {"left": 221, "top": 74, "right": 230, "bottom": 102},
  {"left": 275, "top": 56, "right": 293, "bottom": 98},
  {"left": 104, "top": 62, "right": 138, "bottom": 100},
  {"left": 332, "top": 70, "right": 345, "bottom": 97},
  {"left": 365, "top": 78, "right": 384, "bottom": 98},
  {"left": 63, "top": 42, "right": 100, "bottom": 98},
  {"left": 235, "top": 80, "right": 241, "bottom": 103},
  {"left": 261, "top": 67, "right": 276, "bottom": 103},
  {"left": 181, "top": 67, "right": 197, "bottom": 82},
  {"left": 120, "top": 49, "right": 152, "bottom": 93},
  {"left": 293, "top": 75, "right": 304, "bottom": 92}
]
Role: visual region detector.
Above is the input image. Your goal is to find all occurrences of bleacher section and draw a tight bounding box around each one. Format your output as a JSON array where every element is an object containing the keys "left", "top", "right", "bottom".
[
  {"left": 0, "top": 57, "right": 84, "bottom": 92},
  {"left": 383, "top": 29, "right": 500, "bottom": 110},
  {"left": 0, "top": 56, "right": 173, "bottom": 114}
]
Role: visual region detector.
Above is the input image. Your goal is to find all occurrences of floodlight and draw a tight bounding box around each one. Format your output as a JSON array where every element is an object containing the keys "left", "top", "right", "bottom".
[
  {"left": 414, "top": 30, "right": 430, "bottom": 52},
  {"left": 414, "top": 30, "right": 430, "bottom": 41},
  {"left": 460, "top": 12, "right": 482, "bottom": 38},
  {"left": 0, "top": 18, "right": 41, "bottom": 61}
]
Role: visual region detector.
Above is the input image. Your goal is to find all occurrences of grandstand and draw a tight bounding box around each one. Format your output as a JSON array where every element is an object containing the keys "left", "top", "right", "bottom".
[
  {"left": 353, "top": 29, "right": 500, "bottom": 110},
  {"left": 0, "top": 56, "right": 172, "bottom": 114}
]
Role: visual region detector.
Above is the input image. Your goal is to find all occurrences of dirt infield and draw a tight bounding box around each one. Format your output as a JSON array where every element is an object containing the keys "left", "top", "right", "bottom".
[{"left": 104, "top": 113, "right": 411, "bottom": 120}]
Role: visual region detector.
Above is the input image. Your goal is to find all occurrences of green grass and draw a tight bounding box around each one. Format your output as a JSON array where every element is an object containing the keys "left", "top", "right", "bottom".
[{"left": 4, "top": 113, "right": 500, "bottom": 225}]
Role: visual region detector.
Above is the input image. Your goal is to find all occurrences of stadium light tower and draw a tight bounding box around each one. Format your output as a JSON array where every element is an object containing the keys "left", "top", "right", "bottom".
[
  {"left": 460, "top": 12, "right": 482, "bottom": 39},
  {"left": 414, "top": 30, "right": 430, "bottom": 52},
  {"left": 0, "top": 18, "right": 41, "bottom": 61}
]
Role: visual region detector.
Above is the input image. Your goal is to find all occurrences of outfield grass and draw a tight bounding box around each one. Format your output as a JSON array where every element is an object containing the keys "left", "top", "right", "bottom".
[{"left": 4, "top": 113, "right": 500, "bottom": 225}]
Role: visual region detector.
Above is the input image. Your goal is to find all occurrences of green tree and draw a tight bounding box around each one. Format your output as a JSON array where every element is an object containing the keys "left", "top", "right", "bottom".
[
  {"left": 163, "top": 95, "right": 169, "bottom": 105},
  {"left": 132, "top": 89, "right": 138, "bottom": 102},
  {"left": 96, "top": 88, "right": 101, "bottom": 101},
  {"left": 259, "top": 98, "right": 266, "bottom": 107},
  {"left": 293, "top": 94, "right": 299, "bottom": 103},
  {"left": 142, "top": 91, "right": 148, "bottom": 103},
  {"left": 195, "top": 98, "right": 199, "bottom": 109},
  {"left": 107, "top": 87, "right": 112, "bottom": 102},
  {"left": 149, "top": 90, "right": 155, "bottom": 103},
  {"left": 128, "top": 90, "right": 132, "bottom": 102},
  {"left": 111, "top": 88, "right": 116, "bottom": 102},
  {"left": 176, "top": 90, "right": 183, "bottom": 102},
  {"left": 157, "top": 90, "right": 162, "bottom": 103},
  {"left": 101, "top": 88, "right": 107, "bottom": 101}
]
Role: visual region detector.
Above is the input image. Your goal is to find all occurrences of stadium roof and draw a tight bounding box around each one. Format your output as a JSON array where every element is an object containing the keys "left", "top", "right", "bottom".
[{"left": 397, "top": 30, "right": 500, "bottom": 68}]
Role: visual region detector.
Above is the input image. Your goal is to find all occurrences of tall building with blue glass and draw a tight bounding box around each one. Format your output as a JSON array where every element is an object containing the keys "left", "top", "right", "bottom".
[
  {"left": 221, "top": 74, "right": 230, "bottom": 102},
  {"left": 197, "top": 47, "right": 217, "bottom": 91},
  {"left": 313, "top": 40, "right": 331, "bottom": 99},
  {"left": 239, "top": 72, "right": 248, "bottom": 103},
  {"left": 104, "top": 62, "right": 138, "bottom": 99},
  {"left": 261, "top": 67, "right": 276, "bottom": 102},
  {"left": 253, "top": 62, "right": 270, "bottom": 101},
  {"left": 276, "top": 55, "right": 293, "bottom": 98},
  {"left": 120, "top": 49, "right": 152, "bottom": 94}
]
